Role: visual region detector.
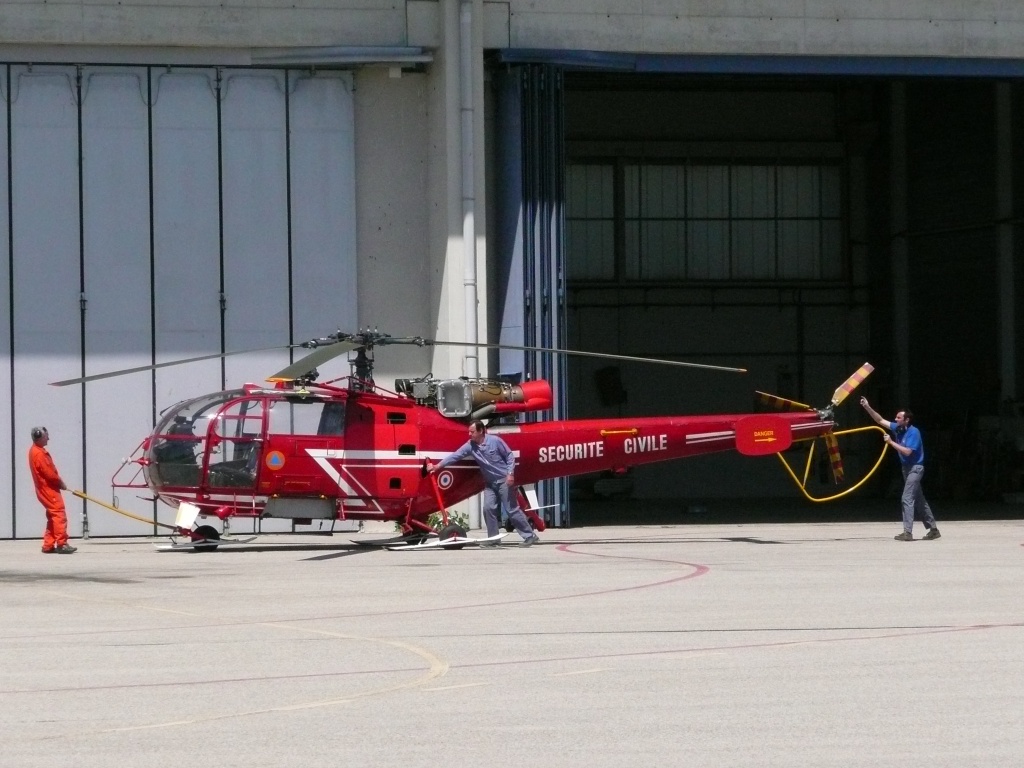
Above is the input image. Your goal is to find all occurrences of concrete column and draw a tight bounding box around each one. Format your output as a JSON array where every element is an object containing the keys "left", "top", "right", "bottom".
[{"left": 433, "top": 0, "right": 483, "bottom": 528}]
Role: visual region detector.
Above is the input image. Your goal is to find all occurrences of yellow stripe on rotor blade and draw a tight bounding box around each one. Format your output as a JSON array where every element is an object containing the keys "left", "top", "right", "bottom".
[
  {"left": 824, "top": 432, "right": 844, "bottom": 484},
  {"left": 830, "top": 362, "right": 875, "bottom": 406}
]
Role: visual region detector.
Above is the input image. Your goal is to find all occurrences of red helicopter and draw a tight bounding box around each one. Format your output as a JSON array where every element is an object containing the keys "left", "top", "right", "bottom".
[{"left": 53, "top": 331, "right": 884, "bottom": 550}]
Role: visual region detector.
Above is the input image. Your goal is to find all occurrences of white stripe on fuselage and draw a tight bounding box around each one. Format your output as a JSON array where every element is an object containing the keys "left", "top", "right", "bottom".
[
  {"left": 302, "top": 448, "right": 521, "bottom": 499},
  {"left": 685, "top": 421, "right": 829, "bottom": 446},
  {"left": 314, "top": 449, "right": 520, "bottom": 461},
  {"left": 686, "top": 430, "right": 734, "bottom": 444},
  {"left": 305, "top": 449, "right": 375, "bottom": 498}
]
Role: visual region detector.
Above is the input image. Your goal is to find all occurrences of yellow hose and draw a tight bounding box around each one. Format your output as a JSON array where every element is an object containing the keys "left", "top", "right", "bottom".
[
  {"left": 776, "top": 425, "right": 889, "bottom": 502},
  {"left": 71, "top": 490, "right": 179, "bottom": 531}
]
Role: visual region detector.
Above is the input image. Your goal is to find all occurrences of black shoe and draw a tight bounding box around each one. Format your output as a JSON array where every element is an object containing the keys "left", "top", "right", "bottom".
[
  {"left": 894, "top": 532, "right": 913, "bottom": 542},
  {"left": 520, "top": 535, "right": 539, "bottom": 548},
  {"left": 923, "top": 528, "right": 941, "bottom": 540},
  {"left": 54, "top": 544, "right": 77, "bottom": 554},
  {"left": 41, "top": 547, "right": 55, "bottom": 554}
]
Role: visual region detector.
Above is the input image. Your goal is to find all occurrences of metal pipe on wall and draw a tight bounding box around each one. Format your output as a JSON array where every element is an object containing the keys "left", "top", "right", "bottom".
[
  {"left": 457, "top": 0, "right": 481, "bottom": 531},
  {"left": 459, "top": 0, "right": 478, "bottom": 380}
]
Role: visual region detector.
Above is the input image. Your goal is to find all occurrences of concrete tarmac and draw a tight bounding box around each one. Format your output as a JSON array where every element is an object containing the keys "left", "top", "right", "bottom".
[{"left": 1, "top": 520, "right": 1022, "bottom": 767}]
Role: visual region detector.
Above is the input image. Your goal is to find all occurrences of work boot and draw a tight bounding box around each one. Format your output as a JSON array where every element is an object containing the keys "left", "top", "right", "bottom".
[
  {"left": 893, "top": 531, "right": 913, "bottom": 542},
  {"left": 922, "top": 528, "right": 941, "bottom": 540},
  {"left": 54, "top": 544, "right": 78, "bottom": 554}
]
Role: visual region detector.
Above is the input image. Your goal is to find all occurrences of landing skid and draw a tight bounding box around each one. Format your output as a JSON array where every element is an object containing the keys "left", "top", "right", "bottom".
[
  {"left": 352, "top": 532, "right": 437, "bottom": 548},
  {"left": 156, "top": 535, "right": 257, "bottom": 552},
  {"left": 385, "top": 532, "right": 508, "bottom": 551}
]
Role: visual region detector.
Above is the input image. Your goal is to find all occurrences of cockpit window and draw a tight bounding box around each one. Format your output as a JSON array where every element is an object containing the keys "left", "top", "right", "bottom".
[
  {"left": 266, "top": 399, "right": 345, "bottom": 436},
  {"left": 318, "top": 402, "right": 346, "bottom": 435},
  {"left": 214, "top": 399, "right": 264, "bottom": 439},
  {"left": 207, "top": 398, "right": 264, "bottom": 489},
  {"left": 147, "top": 390, "right": 248, "bottom": 488}
]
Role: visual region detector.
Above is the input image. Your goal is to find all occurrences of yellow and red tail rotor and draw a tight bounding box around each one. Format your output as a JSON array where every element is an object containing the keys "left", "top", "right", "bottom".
[
  {"left": 830, "top": 362, "right": 875, "bottom": 407},
  {"left": 823, "top": 432, "right": 844, "bottom": 483},
  {"left": 755, "top": 391, "right": 813, "bottom": 412},
  {"left": 757, "top": 362, "right": 878, "bottom": 497},
  {"left": 822, "top": 363, "right": 873, "bottom": 483}
]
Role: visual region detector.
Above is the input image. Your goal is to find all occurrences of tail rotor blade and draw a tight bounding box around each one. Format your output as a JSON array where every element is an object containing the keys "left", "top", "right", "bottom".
[
  {"left": 824, "top": 432, "right": 844, "bottom": 484},
  {"left": 830, "top": 363, "right": 874, "bottom": 406},
  {"left": 755, "top": 391, "right": 812, "bottom": 412}
]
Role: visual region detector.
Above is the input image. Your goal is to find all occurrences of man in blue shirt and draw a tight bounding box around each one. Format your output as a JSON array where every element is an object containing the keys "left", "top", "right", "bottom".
[
  {"left": 861, "top": 397, "right": 940, "bottom": 541},
  {"left": 427, "top": 420, "right": 539, "bottom": 547}
]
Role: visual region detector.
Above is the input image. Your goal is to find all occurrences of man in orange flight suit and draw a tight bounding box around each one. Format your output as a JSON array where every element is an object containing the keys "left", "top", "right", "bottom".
[{"left": 29, "top": 426, "right": 77, "bottom": 554}]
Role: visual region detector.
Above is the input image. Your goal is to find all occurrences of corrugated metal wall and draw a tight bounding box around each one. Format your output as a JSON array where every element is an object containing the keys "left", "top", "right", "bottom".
[{"left": 0, "top": 65, "right": 357, "bottom": 539}]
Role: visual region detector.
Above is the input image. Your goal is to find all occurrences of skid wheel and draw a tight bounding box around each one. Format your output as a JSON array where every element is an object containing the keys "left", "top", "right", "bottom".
[
  {"left": 191, "top": 525, "right": 221, "bottom": 552},
  {"left": 438, "top": 522, "right": 468, "bottom": 549}
]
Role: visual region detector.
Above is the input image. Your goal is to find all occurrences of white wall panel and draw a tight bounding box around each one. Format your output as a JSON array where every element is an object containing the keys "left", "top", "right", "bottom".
[
  {"left": 151, "top": 70, "right": 222, "bottom": 410},
  {"left": 10, "top": 66, "right": 84, "bottom": 539},
  {"left": 1, "top": 64, "right": 360, "bottom": 538},
  {"left": 81, "top": 69, "right": 154, "bottom": 535},
  {"left": 221, "top": 70, "right": 291, "bottom": 387},
  {"left": 288, "top": 72, "right": 357, "bottom": 351},
  {"left": 0, "top": 67, "right": 12, "bottom": 538},
  {"left": 220, "top": 70, "right": 294, "bottom": 534}
]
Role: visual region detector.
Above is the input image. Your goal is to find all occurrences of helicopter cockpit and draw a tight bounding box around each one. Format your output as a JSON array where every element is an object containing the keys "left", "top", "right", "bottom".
[
  {"left": 145, "top": 389, "right": 265, "bottom": 493},
  {"left": 144, "top": 387, "right": 349, "bottom": 503}
]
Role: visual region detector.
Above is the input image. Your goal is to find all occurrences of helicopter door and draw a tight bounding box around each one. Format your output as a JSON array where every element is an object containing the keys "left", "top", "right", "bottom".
[
  {"left": 206, "top": 398, "right": 266, "bottom": 489},
  {"left": 261, "top": 398, "right": 346, "bottom": 498}
]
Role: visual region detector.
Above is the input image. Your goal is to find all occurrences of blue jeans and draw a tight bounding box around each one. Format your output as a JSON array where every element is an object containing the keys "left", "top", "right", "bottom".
[
  {"left": 901, "top": 464, "right": 936, "bottom": 534},
  {"left": 482, "top": 481, "right": 533, "bottom": 540}
]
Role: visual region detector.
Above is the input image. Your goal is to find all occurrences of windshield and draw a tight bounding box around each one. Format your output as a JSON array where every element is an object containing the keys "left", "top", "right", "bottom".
[{"left": 145, "top": 390, "right": 247, "bottom": 490}]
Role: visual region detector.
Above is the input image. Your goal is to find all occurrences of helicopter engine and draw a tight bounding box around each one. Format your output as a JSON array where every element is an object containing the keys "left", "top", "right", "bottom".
[{"left": 395, "top": 376, "right": 552, "bottom": 420}]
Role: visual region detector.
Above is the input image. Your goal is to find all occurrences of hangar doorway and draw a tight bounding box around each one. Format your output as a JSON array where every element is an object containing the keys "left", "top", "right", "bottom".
[{"left": 492, "top": 57, "right": 1023, "bottom": 523}]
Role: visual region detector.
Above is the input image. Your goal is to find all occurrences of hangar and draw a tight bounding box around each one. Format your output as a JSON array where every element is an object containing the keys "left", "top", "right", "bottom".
[{"left": 1, "top": 3, "right": 1021, "bottom": 537}]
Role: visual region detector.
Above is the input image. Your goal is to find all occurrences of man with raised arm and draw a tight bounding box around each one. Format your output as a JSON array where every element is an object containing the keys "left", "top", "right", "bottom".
[{"left": 860, "top": 398, "right": 940, "bottom": 542}]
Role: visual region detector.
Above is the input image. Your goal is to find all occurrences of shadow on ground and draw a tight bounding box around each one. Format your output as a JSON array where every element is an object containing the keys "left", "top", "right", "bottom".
[{"left": 567, "top": 496, "right": 1024, "bottom": 526}]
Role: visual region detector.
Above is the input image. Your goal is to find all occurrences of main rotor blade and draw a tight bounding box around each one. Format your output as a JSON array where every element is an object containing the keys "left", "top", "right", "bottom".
[
  {"left": 830, "top": 362, "right": 874, "bottom": 406},
  {"left": 426, "top": 340, "right": 747, "bottom": 374},
  {"left": 266, "top": 340, "right": 363, "bottom": 382},
  {"left": 50, "top": 346, "right": 299, "bottom": 387}
]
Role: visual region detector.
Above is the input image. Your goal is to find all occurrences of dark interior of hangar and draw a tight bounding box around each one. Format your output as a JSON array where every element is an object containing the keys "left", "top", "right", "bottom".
[{"left": 555, "top": 73, "right": 1024, "bottom": 515}]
